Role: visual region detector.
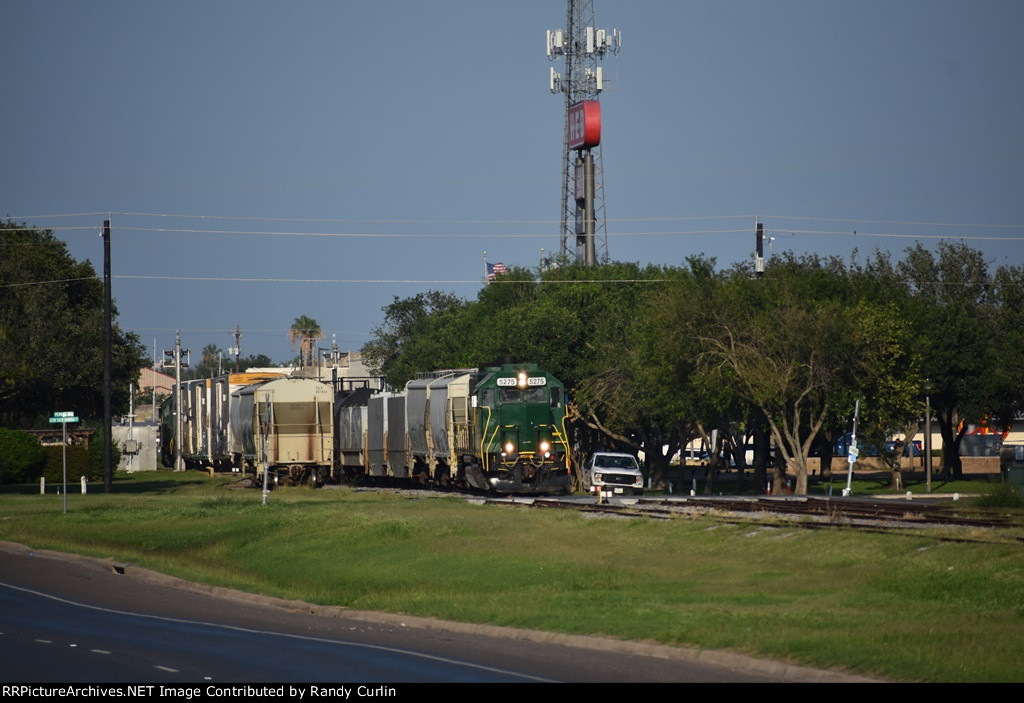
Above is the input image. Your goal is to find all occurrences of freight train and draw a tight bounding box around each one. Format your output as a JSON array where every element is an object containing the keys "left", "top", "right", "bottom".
[{"left": 163, "top": 362, "right": 572, "bottom": 494}]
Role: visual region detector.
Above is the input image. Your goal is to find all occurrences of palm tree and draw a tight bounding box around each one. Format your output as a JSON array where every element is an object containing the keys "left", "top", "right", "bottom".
[
  {"left": 289, "top": 315, "right": 323, "bottom": 369},
  {"left": 198, "top": 343, "right": 223, "bottom": 378}
]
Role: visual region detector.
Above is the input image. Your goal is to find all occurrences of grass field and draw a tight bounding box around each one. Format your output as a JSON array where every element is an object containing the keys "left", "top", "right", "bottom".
[{"left": 2, "top": 470, "right": 1023, "bottom": 682}]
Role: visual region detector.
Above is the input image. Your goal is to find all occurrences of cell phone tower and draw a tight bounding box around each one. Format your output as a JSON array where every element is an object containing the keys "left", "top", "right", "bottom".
[{"left": 546, "top": 1, "right": 620, "bottom": 266}]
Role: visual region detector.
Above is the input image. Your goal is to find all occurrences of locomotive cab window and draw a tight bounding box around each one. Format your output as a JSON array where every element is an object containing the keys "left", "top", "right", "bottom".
[
  {"left": 499, "top": 387, "right": 547, "bottom": 403},
  {"left": 523, "top": 387, "right": 546, "bottom": 403},
  {"left": 550, "top": 387, "right": 562, "bottom": 408}
]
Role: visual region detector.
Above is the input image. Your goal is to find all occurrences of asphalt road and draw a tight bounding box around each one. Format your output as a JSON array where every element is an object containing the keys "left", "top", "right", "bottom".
[{"left": 0, "top": 541, "right": 876, "bottom": 683}]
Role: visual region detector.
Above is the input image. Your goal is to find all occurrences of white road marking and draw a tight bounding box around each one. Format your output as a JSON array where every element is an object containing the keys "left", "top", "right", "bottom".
[{"left": 1, "top": 580, "right": 551, "bottom": 682}]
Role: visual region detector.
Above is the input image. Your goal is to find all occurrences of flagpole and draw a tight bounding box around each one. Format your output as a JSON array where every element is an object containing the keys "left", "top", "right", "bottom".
[{"left": 483, "top": 250, "right": 489, "bottom": 285}]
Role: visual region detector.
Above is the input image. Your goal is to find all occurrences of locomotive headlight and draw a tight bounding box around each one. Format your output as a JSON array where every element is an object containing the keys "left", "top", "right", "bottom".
[
  {"left": 539, "top": 440, "right": 551, "bottom": 453},
  {"left": 517, "top": 371, "right": 527, "bottom": 388},
  {"left": 504, "top": 441, "right": 516, "bottom": 454}
]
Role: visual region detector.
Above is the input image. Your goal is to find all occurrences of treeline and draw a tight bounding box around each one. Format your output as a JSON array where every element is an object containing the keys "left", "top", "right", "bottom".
[
  {"left": 1, "top": 221, "right": 146, "bottom": 429},
  {"left": 362, "top": 242, "right": 1024, "bottom": 494}
]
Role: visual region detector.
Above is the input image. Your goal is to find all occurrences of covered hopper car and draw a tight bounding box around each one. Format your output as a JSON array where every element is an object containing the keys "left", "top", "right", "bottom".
[
  {"left": 161, "top": 370, "right": 286, "bottom": 471},
  {"left": 231, "top": 376, "right": 334, "bottom": 485},
  {"left": 164, "top": 372, "right": 333, "bottom": 485}
]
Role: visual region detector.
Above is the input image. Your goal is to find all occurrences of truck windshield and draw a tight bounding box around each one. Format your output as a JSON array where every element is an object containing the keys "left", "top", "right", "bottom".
[{"left": 595, "top": 456, "right": 637, "bottom": 469}]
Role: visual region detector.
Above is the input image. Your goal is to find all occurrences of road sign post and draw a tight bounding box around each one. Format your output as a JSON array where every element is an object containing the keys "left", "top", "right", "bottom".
[{"left": 49, "top": 412, "right": 78, "bottom": 513}]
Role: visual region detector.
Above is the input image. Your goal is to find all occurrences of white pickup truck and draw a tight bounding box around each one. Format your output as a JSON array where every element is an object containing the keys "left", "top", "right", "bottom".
[{"left": 582, "top": 452, "right": 644, "bottom": 496}]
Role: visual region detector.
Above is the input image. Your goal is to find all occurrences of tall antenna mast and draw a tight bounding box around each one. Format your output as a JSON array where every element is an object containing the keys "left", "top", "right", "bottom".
[{"left": 547, "top": 0, "right": 620, "bottom": 265}]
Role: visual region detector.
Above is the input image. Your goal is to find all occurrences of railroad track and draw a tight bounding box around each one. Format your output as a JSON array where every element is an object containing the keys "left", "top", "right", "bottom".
[{"left": 482, "top": 493, "right": 1024, "bottom": 536}]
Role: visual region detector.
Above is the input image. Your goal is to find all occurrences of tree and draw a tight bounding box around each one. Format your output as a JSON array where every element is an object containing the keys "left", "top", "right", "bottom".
[
  {"left": 697, "top": 256, "right": 859, "bottom": 495},
  {"left": 236, "top": 353, "right": 274, "bottom": 370},
  {"left": 289, "top": 315, "right": 323, "bottom": 370},
  {"left": 580, "top": 260, "right": 712, "bottom": 489},
  {"left": 991, "top": 263, "right": 1024, "bottom": 429},
  {"left": 896, "top": 242, "right": 1001, "bottom": 479},
  {"left": 0, "top": 221, "right": 146, "bottom": 428},
  {"left": 362, "top": 292, "right": 467, "bottom": 389},
  {"left": 182, "top": 343, "right": 226, "bottom": 380},
  {"left": 849, "top": 299, "right": 925, "bottom": 489}
]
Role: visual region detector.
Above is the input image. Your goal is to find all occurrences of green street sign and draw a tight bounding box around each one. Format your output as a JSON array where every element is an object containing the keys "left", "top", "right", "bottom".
[{"left": 49, "top": 416, "right": 79, "bottom": 423}]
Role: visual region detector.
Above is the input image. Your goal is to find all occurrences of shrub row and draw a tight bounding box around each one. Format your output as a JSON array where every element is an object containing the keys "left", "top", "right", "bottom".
[{"left": 0, "top": 428, "right": 113, "bottom": 484}]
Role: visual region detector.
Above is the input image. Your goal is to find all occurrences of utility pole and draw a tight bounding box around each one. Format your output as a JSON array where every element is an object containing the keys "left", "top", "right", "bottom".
[
  {"left": 323, "top": 333, "right": 341, "bottom": 387},
  {"left": 755, "top": 220, "right": 765, "bottom": 278},
  {"left": 102, "top": 219, "right": 113, "bottom": 492},
  {"left": 228, "top": 325, "right": 242, "bottom": 372},
  {"left": 546, "top": 0, "right": 620, "bottom": 265},
  {"left": 163, "top": 331, "right": 190, "bottom": 471},
  {"left": 152, "top": 338, "right": 158, "bottom": 422}
]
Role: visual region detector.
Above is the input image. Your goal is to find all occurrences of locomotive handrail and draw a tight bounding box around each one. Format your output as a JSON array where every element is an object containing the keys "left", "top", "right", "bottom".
[
  {"left": 481, "top": 404, "right": 496, "bottom": 471},
  {"left": 414, "top": 368, "right": 477, "bottom": 380},
  {"left": 558, "top": 415, "right": 572, "bottom": 470}
]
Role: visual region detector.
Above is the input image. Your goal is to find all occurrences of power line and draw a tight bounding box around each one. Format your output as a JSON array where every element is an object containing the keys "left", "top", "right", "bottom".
[
  {"left": 8, "top": 271, "right": 1023, "bottom": 291},
  {"left": 11, "top": 223, "right": 1023, "bottom": 241},
  {"left": 111, "top": 274, "right": 1024, "bottom": 286},
  {"left": 7, "top": 210, "right": 1022, "bottom": 233},
  {"left": 113, "top": 275, "right": 666, "bottom": 284},
  {"left": 761, "top": 215, "right": 1021, "bottom": 230},
  {"left": 764, "top": 229, "right": 1024, "bottom": 242},
  {"left": 10, "top": 211, "right": 753, "bottom": 226},
  {"left": 0, "top": 276, "right": 96, "bottom": 289},
  {"left": 14, "top": 210, "right": 1019, "bottom": 228},
  {"left": 116, "top": 226, "right": 756, "bottom": 238}
]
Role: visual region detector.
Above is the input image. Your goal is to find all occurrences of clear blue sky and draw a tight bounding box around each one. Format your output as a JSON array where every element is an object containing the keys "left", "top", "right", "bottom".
[{"left": 4, "top": 1, "right": 1022, "bottom": 365}]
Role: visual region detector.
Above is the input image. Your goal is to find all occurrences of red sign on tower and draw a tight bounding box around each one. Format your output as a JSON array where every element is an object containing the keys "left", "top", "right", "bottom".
[{"left": 567, "top": 100, "right": 601, "bottom": 150}]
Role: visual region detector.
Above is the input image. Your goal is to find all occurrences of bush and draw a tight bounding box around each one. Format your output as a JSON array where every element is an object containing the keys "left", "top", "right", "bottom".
[
  {"left": 40, "top": 428, "right": 119, "bottom": 486},
  {"left": 43, "top": 445, "right": 99, "bottom": 484},
  {"left": 88, "top": 428, "right": 120, "bottom": 478},
  {"left": 0, "top": 429, "right": 46, "bottom": 483}
]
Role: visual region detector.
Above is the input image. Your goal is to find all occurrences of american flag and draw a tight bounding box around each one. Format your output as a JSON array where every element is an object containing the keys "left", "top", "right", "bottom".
[{"left": 486, "top": 262, "right": 508, "bottom": 280}]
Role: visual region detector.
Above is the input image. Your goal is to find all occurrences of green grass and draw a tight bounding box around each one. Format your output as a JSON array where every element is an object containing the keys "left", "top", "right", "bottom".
[{"left": 2, "top": 470, "right": 1024, "bottom": 682}]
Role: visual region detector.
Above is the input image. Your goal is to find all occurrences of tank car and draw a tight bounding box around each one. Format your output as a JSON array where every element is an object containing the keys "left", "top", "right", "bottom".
[{"left": 336, "top": 362, "right": 571, "bottom": 493}]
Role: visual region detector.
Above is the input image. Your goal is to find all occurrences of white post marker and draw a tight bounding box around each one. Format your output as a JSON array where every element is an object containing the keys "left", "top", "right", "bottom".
[{"left": 261, "top": 394, "right": 271, "bottom": 506}]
